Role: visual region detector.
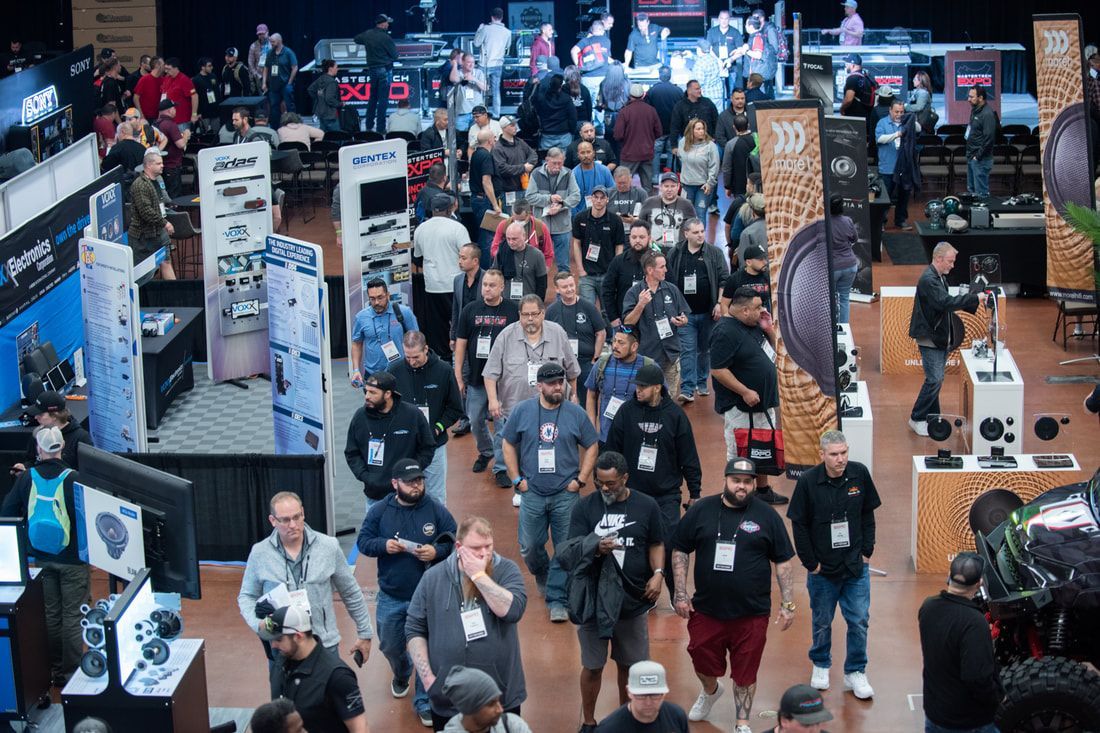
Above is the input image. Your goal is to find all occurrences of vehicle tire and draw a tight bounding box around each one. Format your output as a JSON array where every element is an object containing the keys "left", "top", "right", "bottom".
[{"left": 997, "top": 656, "right": 1100, "bottom": 733}]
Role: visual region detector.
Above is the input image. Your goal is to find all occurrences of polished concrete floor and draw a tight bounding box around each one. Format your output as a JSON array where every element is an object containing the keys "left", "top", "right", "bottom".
[{"left": 118, "top": 195, "right": 1099, "bottom": 732}]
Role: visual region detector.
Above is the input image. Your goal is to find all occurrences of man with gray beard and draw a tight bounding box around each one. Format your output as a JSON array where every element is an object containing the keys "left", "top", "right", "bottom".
[{"left": 563, "top": 450, "right": 664, "bottom": 733}]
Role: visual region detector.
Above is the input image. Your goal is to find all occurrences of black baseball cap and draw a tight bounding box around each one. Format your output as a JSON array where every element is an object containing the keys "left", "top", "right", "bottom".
[
  {"left": 634, "top": 363, "right": 664, "bottom": 387},
  {"left": 27, "top": 391, "right": 65, "bottom": 416},
  {"left": 779, "top": 685, "right": 834, "bottom": 725},
  {"left": 392, "top": 458, "right": 425, "bottom": 482},
  {"left": 375, "top": 13, "right": 394, "bottom": 24},
  {"left": 949, "top": 552, "right": 985, "bottom": 586},
  {"left": 158, "top": 99, "right": 176, "bottom": 111},
  {"left": 659, "top": 172, "right": 680, "bottom": 184},
  {"left": 472, "top": 105, "right": 489, "bottom": 116},
  {"left": 590, "top": 185, "right": 609, "bottom": 197},
  {"left": 364, "top": 371, "right": 397, "bottom": 392},
  {"left": 744, "top": 245, "right": 767, "bottom": 261},
  {"left": 226, "top": 47, "right": 239, "bottom": 57},
  {"left": 536, "top": 362, "right": 566, "bottom": 383},
  {"left": 845, "top": 53, "right": 863, "bottom": 65},
  {"left": 725, "top": 457, "right": 757, "bottom": 476}
]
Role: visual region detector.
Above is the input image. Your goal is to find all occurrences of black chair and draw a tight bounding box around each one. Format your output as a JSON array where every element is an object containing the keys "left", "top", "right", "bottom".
[
  {"left": 990, "top": 145, "right": 1020, "bottom": 194},
  {"left": 352, "top": 130, "right": 384, "bottom": 143},
  {"left": 166, "top": 211, "right": 202, "bottom": 279},
  {"left": 385, "top": 130, "right": 417, "bottom": 142},
  {"left": 918, "top": 145, "right": 953, "bottom": 194},
  {"left": 1010, "top": 134, "right": 1040, "bottom": 150},
  {"left": 1018, "top": 144, "right": 1042, "bottom": 191},
  {"left": 270, "top": 149, "right": 315, "bottom": 224},
  {"left": 277, "top": 141, "right": 309, "bottom": 152},
  {"left": 937, "top": 124, "right": 966, "bottom": 136},
  {"left": 942, "top": 134, "right": 967, "bottom": 157},
  {"left": 323, "top": 130, "right": 352, "bottom": 143},
  {"left": 1001, "top": 124, "right": 1030, "bottom": 137},
  {"left": 1031, "top": 125, "right": 1040, "bottom": 135},
  {"left": 917, "top": 133, "right": 942, "bottom": 147}
]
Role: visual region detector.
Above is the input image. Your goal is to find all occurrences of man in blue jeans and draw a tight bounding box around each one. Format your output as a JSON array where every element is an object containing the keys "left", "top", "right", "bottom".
[
  {"left": 357, "top": 459, "right": 457, "bottom": 727},
  {"left": 787, "top": 430, "right": 881, "bottom": 701},
  {"left": 965, "top": 84, "right": 997, "bottom": 198},
  {"left": 261, "top": 34, "right": 297, "bottom": 130},
  {"left": 907, "top": 243, "right": 986, "bottom": 435},
  {"left": 502, "top": 363, "right": 598, "bottom": 622},
  {"left": 355, "top": 14, "right": 399, "bottom": 133}
]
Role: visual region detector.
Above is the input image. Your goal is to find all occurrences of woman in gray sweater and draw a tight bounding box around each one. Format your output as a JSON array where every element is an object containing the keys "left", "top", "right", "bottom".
[{"left": 674, "top": 118, "right": 719, "bottom": 222}]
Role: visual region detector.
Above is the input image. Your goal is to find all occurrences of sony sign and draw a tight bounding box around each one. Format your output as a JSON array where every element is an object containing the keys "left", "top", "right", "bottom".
[{"left": 21, "top": 85, "right": 59, "bottom": 125}]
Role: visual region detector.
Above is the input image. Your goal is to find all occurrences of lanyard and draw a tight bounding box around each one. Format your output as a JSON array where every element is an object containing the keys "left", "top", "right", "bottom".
[
  {"left": 555, "top": 301, "right": 578, "bottom": 337},
  {"left": 716, "top": 505, "right": 744, "bottom": 543},
  {"left": 371, "top": 308, "right": 395, "bottom": 344},
  {"left": 280, "top": 535, "right": 311, "bottom": 590},
  {"left": 609, "top": 357, "right": 641, "bottom": 397},
  {"left": 523, "top": 338, "right": 548, "bottom": 364}
]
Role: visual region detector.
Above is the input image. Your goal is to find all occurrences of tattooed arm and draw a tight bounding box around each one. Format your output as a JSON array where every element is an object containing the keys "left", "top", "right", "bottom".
[
  {"left": 774, "top": 559, "right": 795, "bottom": 630},
  {"left": 472, "top": 573, "right": 516, "bottom": 618},
  {"left": 672, "top": 549, "right": 693, "bottom": 619},
  {"left": 407, "top": 636, "right": 436, "bottom": 690}
]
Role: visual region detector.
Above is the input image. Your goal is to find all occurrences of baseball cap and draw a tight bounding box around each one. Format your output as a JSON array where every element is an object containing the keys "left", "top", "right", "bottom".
[
  {"left": 144, "top": 146, "right": 167, "bottom": 159},
  {"left": 364, "top": 371, "right": 398, "bottom": 392},
  {"left": 257, "top": 605, "right": 311, "bottom": 641},
  {"left": 392, "top": 458, "right": 425, "bottom": 482},
  {"left": 226, "top": 47, "right": 239, "bottom": 57},
  {"left": 752, "top": 8, "right": 767, "bottom": 18},
  {"left": 256, "top": 23, "right": 269, "bottom": 34},
  {"left": 375, "top": 13, "right": 394, "bottom": 24},
  {"left": 949, "top": 552, "right": 985, "bottom": 586},
  {"left": 35, "top": 426, "right": 64, "bottom": 454},
  {"left": 845, "top": 53, "right": 863, "bottom": 65},
  {"left": 877, "top": 85, "right": 895, "bottom": 98},
  {"left": 99, "top": 48, "right": 115, "bottom": 59},
  {"left": 498, "top": 115, "right": 518, "bottom": 130},
  {"left": 536, "top": 362, "right": 566, "bottom": 383},
  {"left": 431, "top": 193, "right": 455, "bottom": 212},
  {"left": 158, "top": 99, "right": 176, "bottom": 111},
  {"left": 744, "top": 245, "right": 767, "bottom": 261},
  {"left": 472, "top": 105, "right": 489, "bottom": 116},
  {"left": 27, "top": 390, "right": 66, "bottom": 416},
  {"left": 635, "top": 13, "right": 649, "bottom": 22},
  {"left": 842, "top": 0, "right": 859, "bottom": 8},
  {"left": 629, "top": 83, "right": 645, "bottom": 98},
  {"left": 123, "top": 107, "right": 140, "bottom": 120},
  {"left": 725, "top": 457, "right": 757, "bottom": 476},
  {"left": 590, "top": 185, "right": 609, "bottom": 197},
  {"left": 659, "top": 172, "right": 680, "bottom": 184},
  {"left": 634, "top": 363, "right": 665, "bottom": 387},
  {"left": 779, "top": 685, "right": 834, "bottom": 725},
  {"left": 626, "top": 660, "right": 669, "bottom": 695},
  {"left": 748, "top": 192, "right": 766, "bottom": 213}
]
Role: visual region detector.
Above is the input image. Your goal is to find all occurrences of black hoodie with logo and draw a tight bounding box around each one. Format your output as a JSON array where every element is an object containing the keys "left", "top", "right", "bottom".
[
  {"left": 387, "top": 351, "right": 463, "bottom": 449},
  {"left": 344, "top": 393, "right": 436, "bottom": 500},
  {"left": 605, "top": 389, "right": 702, "bottom": 500}
]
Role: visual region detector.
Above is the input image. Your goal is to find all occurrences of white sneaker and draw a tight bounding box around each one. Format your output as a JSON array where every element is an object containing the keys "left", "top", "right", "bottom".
[
  {"left": 688, "top": 682, "right": 724, "bottom": 721},
  {"left": 512, "top": 493, "right": 522, "bottom": 508},
  {"left": 844, "top": 671, "right": 874, "bottom": 699},
  {"left": 811, "top": 665, "right": 830, "bottom": 690},
  {"left": 908, "top": 418, "right": 929, "bottom": 436}
]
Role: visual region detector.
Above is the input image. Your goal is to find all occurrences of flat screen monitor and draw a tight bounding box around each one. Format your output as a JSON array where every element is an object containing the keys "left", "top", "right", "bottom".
[
  {"left": 77, "top": 445, "right": 201, "bottom": 599},
  {"left": 108, "top": 569, "right": 157, "bottom": 680},
  {"left": 45, "top": 359, "right": 75, "bottom": 392},
  {"left": 0, "top": 519, "right": 29, "bottom": 585},
  {"left": 358, "top": 177, "right": 408, "bottom": 219}
]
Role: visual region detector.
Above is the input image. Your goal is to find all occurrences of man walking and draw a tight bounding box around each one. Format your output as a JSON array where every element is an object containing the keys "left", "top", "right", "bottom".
[
  {"left": 355, "top": 14, "right": 399, "bottom": 134},
  {"left": 491, "top": 115, "right": 537, "bottom": 207},
  {"left": 622, "top": 251, "right": 690, "bottom": 399},
  {"left": 595, "top": 660, "right": 689, "bottom": 732},
  {"left": 876, "top": 100, "right": 913, "bottom": 230},
  {"left": 965, "top": 85, "right": 997, "bottom": 198},
  {"left": 602, "top": 222, "right": 656, "bottom": 331},
  {"left": 413, "top": 193, "right": 467, "bottom": 359},
  {"left": 492, "top": 221, "right": 548, "bottom": 302},
  {"left": 571, "top": 185, "right": 625, "bottom": 305},
  {"left": 350, "top": 278, "right": 419, "bottom": 384},
  {"left": 474, "top": 8, "right": 512, "bottom": 118},
  {"left": 308, "top": 59, "right": 342, "bottom": 133},
  {"left": 441, "top": 666, "right": 534, "bottom": 733},
  {"left": 585, "top": 329, "right": 656, "bottom": 445},
  {"left": 639, "top": 173, "right": 696, "bottom": 248},
  {"left": 525, "top": 148, "right": 582, "bottom": 272},
  {"left": 546, "top": 270, "right": 606, "bottom": 407},
  {"left": 261, "top": 34, "right": 298, "bottom": 129},
  {"left": 787, "top": 430, "right": 881, "bottom": 700},
  {"left": 614, "top": 85, "right": 663, "bottom": 191}
]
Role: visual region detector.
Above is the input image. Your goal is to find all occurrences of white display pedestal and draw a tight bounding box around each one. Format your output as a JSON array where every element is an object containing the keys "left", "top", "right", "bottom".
[
  {"left": 842, "top": 381, "right": 874, "bottom": 474},
  {"left": 959, "top": 345, "right": 1024, "bottom": 455}
]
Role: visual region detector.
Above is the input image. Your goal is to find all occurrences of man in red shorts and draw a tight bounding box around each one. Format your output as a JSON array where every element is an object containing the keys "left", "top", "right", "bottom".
[{"left": 671, "top": 456, "right": 796, "bottom": 733}]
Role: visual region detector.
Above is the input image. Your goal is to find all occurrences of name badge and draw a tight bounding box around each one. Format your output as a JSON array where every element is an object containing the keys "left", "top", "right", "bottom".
[
  {"left": 713, "top": 541, "right": 736, "bottom": 571},
  {"left": 224, "top": 83, "right": 231, "bottom": 96},
  {"left": 585, "top": 244, "right": 601, "bottom": 262},
  {"left": 569, "top": 338, "right": 579, "bottom": 357},
  {"left": 159, "top": 203, "right": 167, "bottom": 218},
  {"left": 160, "top": 92, "right": 167, "bottom": 101},
  {"left": 538, "top": 447, "right": 556, "bottom": 473},
  {"left": 460, "top": 607, "right": 487, "bottom": 642},
  {"left": 719, "top": 46, "right": 729, "bottom": 59},
  {"left": 206, "top": 90, "right": 216, "bottom": 104},
  {"left": 476, "top": 335, "right": 492, "bottom": 358},
  {"left": 638, "top": 445, "right": 657, "bottom": 472},
  {"left": 465, "top": 87, "right": 475, "bottom": 101},
  {"left": 662, "top": 229, "right": 675, "bottom": 243},
  {"left": 288, "top": 588, "right": 311, "bottom": 611},
  {"left": 603, "top": 396, "right": 624, "bottom": 419},
  {"left": 831, "top": 520, "right": 851, "bottom": 549},
  {"left": 527, "top": 362, "right": 540, "bottom": 386},
  {"left": 505, "top": 191, "right": 516, "bottom": 205},
  {"left": 368, "top": 438, "right": 385, "bottom": 466},
  {"left": 684, "top": 273, "right": 698, "bottom": 294},
  {"left": 761, "top": 339, "right": 777, "bottom": 362},
  {"left": 655, "top": 317, "right": 673, "bottom": 339},
  {"left": 418, "top": 405, "right": 430, "bottom": 423},
  {"left": 510, "top": 280, "right": 524, "bottom": 300},
  {"left": 382, "top": 340, "right": 401, "bottom": 362}
]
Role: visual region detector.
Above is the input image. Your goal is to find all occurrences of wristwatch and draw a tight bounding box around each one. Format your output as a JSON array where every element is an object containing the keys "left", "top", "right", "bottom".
[
  {"left": 781, "top": 601, "right": 797, "bottom": 612},
  {"left": 512, "top": 476, "right": 524, "bottom": 487},
  {"left": 574, "top": 479, "right": 587, "bottom": 488}
]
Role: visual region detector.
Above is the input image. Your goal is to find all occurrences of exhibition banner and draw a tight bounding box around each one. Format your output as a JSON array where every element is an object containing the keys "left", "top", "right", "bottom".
[
  {"left": 792, "top": 13, "right": 802, "bottom": 99},
  {"left": 339, "top": 140, "right": 413, "bottom": 377},
  {"left": 197, "top": 142, "right": 273, "bottom": 382},
  {"left": 89, "top": 182, "right": 125, "bottom": 243},
  {"left": 799, "top": 54, "right": 833, "bottom": 106},
  {"left": 824, "top": 115, "right": 873, "bottom": 295},
  {"left": 73, "top": 481, "right": 146, "bottom": 580},
  {"left": 0, "top": 45, "right": 95, "bottom": 147},
  {"left": 944, "top": 50, "right": 1001, "bottom": 125},
  {"left": 407, "top": 147, "right": 446, "bottom": 212},
  {"left": 1033, "top": 14, "right": 1097, "bottom": 303},
  {"left": 78, "top": 236, "right": 147, "bottom": 453},
  {"left": 754, "top": 100, "right": 839, "bottom": 478}
]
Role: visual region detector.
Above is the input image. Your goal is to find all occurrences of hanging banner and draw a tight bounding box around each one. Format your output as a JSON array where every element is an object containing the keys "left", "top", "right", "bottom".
[
  {"left": 824, "top": 115, "right": 873, "bottom": 296},
  {"left": 798, "top": 54, "right": 833, "bottom": 106},
  {"left": 89, "top": 183, "right": 125, "bottom": 244},
  {"left": 339, "top": 140, "right": 413, "bottom": 378},
  {"left": 197, "top": 142, "right": 273, "bottom": 382},
  {"left": 1033, "top": 14, "right": 1096, "bottom": 304},
  {"left": 755, "top": 100, "right": 839, "bottom": 478},
  {"left": 78, "top": 237, "right": 147, "bottom": 453},
  {"left": 792, "top": 13, "right": 801, "bottom": 99},
  {"left": 407, "top": 147, "right": 446, "bottom": 213}
]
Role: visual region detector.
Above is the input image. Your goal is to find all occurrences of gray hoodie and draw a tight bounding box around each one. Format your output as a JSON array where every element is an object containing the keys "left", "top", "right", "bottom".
[
  {"left": 237, "top": 526, "right": 373, "bottom": 649},
  {"left": 406, "top": 551, "right": 528, "bottom": 717},
  {"left": 443, "top": 713, "right": 533, "bottom": 732}
]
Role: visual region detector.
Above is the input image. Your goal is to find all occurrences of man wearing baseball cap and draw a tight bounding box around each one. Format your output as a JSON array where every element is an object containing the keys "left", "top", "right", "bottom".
[
  {"left": 491, "top": 115, "right": 536, "bottom": 203},
  {"left": 13, "top": 391, "right": 91, "bottom": 475},
  {"left": 762, "top": 685, "right": 834, "bottom": 732},
  {"left": 570, "top": 182, "right": 625, "bottom": 306},
  {"left": 918, "top": 553, "right": 1002, "bottom": 733},
  {"left": 638, "top": 172, "right": 696, "bottom": 247},
  {"left": 721, "top": 244, "right": 770, "bottom": 314},
  {"left": 354, "top": 14, "right": 399, "bottom": 133},
  {"left": 264, "top": 605, "right": 370, "bottom": 732},
  {"left": 595, "top": 660, "right": 689, "bottom": 731},
  {"left": 671, "top": 456, "right": 796, "bottom": 733},
  {"left": 248, "top": 24, "right": 271, "bottom": 89},
  {"left": 154, "top": 97, "right": 189, "bottom": 197},
  {"left": 222, "top": 47, "right": 252, "bottom": 97},
  {"left": 824, "top": 1, "right": 864, "bottom": 47}
]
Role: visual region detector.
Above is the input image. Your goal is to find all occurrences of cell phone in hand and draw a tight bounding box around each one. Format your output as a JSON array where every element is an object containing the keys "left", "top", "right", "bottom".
[{"left": 353, "top": 650, "right": 364, "bottom": 668}]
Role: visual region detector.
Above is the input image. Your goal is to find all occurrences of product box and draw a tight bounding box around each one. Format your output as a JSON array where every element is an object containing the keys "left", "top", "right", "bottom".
[{"left": 141, "top": 312, "right": 174, "bottom": 336}]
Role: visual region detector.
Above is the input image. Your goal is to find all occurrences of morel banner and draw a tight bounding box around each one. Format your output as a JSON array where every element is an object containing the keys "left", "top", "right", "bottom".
[
  {"left": 1033, "top": 14, "right": 1096, "bottom": 303},
  {"left": 754, "top": 100, "right": 839, "bottom": 478},
  {"left": 792, "top": 13, "right": 801, "bottom": 98}
]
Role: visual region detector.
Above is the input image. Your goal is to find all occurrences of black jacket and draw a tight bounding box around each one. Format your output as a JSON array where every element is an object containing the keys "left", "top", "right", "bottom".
[
  {"left": 387, "top": 352, "right": 463, "bottom": 448},
  {"left": 605, "top": 390, "right": 703, "bottom": 499},
  {"left": 645, "top": 81, "right": 684, "bottom": 135},
  {"left": 601, "top": 248, "right": 648, "bottom": 324},
  {"left": 557, "top": 532, "right": 624, "bottom": 637},
  {"left": 669, "top": 97, "right": 720, "bottom": 146},
  {"left": 354, "top": 28, "right": 398, "bottom": 69},
  {"left": 344, "top": 394, "right": 436, "bottom": 500},
  {"left": 918, "top": 591, "right": 1003, "bottom": 728},
  {"left": 533, "top": 81, "right": 578, "bottom": 136},
  {"left": 966, "top": 102, "right": 998, "bottom": 160},
  {"left": 666, "top": 240, "right": 730, "bottom": 306},
  {"left": 909, "top": 264, "right": 979, "bottom": 349},
  {"left": 1, "top": 458, "right": 82, "bottom": 564}
]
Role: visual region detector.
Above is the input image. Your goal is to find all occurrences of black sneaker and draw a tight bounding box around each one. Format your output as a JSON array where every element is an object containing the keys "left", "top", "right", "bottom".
[
  {"left": 472, "top": 454, "right": 491, "bottom": 473},
  {"left": 494, "top": 470, "right": 512, "bottom": 489},
  {"left": 391, "top": 677, "right": 410, "bottom": 698},
  {"left": 756, "top": 486, "right": 789, "bottom": 505},
  {"left": 451, "top": 418, "right": 471, "bottom": 436}
]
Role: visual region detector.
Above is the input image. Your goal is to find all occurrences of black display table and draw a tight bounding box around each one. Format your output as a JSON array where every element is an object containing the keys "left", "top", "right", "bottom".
[
  {"left": 141, "top": 307, "right": 202, "bottom": 429},
  {"left": 0, "top": 571, "right": 50, "bottom": 722},
  {"left": 915, "top": 221, "right": 1047, "bottom": 293}
]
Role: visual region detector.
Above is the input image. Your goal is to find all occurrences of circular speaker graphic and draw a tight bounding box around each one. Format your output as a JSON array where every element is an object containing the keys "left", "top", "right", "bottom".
[
  {"left": 151, "top": 609, "right": 183, "bottom": 640},
  {"left": 95, "top": 512, "right": 129, "bottom": 559},
  {"left": 979, "top": 417, "right": 1005, "bottom": 441},
  {"left": 831, "top": 155, "right": 856, "bottom": 179},
  {"left": 776, "top": 219, "right": 836, "bottom": 394},
  {"left": 968, "top": 488, "right": 1024, "bottom": 537},
  {"left": 80, "top": 650, "right": 107, "bottom": 678},
  {"left": 927, "top": 416, "right": 954, "bottom": 442},
  {"left": 83, "top": 625, "right": 105, "bottom": 649},
  {"left": 84, "top": 606, "right": 108, "bottom": 626},
  {"left": 142, "top": 638, "right": 171, "bottom": 666},
  {"left": 1033, "top": 415, "right": 1069, "bottom": 441},
  {"left": 1043, "top": 103, "right": 1092, "bottom": 215}
]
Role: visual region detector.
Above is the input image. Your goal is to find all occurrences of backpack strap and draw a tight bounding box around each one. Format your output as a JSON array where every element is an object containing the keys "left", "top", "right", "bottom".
[{"left": 393, "top": 304, "right": 408, "bottom": 333}]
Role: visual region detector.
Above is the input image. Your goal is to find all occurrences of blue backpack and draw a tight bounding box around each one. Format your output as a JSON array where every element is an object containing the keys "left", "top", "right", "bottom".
[{"left": 27, "top": 468, "right": 74, "bottom": 556}]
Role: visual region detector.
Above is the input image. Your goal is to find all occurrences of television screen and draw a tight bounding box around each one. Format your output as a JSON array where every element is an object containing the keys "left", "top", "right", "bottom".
[
  {"left": 0, "top": 520, "right": 27, "bottom": 585},
  {"left": 358, "top": 177, "right": 409, "bottom": 219},
  {"left": 110, "top": 570, "right": 157, "bottom": 679},
  {"left": 45, "top": 359, "right": 75, "bottom": 392}
]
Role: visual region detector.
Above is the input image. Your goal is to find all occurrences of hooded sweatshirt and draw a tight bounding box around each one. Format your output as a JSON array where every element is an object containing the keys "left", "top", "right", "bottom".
[
  {"left": 1, "top": 458, "right": 82, "bottom": 564},
  {"left": 357, "top": 493, "right": 457, "bottom": 600},
  {"left": 344, "top": 393, "right": 437, "bottom": 499},
  {"left": 387, "top": 351, "right": 464, "bottom": 449},
  {"left": 601, "top": 246, "right": 650, "bottom": 324},
  {"left": 605, "top": 389, "right": 703, "bottom": 500},
  {"left": 406, "top": 551, "right": 528, "bottom": 718}
]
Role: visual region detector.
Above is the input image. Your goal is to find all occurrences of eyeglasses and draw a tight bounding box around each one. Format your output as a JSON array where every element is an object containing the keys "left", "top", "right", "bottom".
[
  {"left": 594, "top": 479, "right": 623, "bottom": 488},
  {"left": 273, "top": 512, "right": 304, "bottom": 526}
]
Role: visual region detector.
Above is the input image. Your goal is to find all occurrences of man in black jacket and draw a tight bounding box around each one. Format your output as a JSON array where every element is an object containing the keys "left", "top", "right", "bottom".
[
  {"left": 965, "top": 84, "right": 998, "bottom": 197},
  {"left": 908, "top": 243, "right": 986, "bottom": 435},
  {"left": 668, "top": 80, "right": 719, "bottom": 152},
  {"left": 354, "top": 13, "right": 398, "bottom": 134},
  {"left": 606, "top": 362, "right": 702, "bottom": 597},
  {"left": 307, "top": 59, "right": 342, "bottom": 133},
  {"left": 918, "top": 553, "right": 1002, "bottom": 732},
  {"left": 388, "top": 333, "right": 463, "bottom": 506},
  {"left": 602, "top": 221, "right": 657, "bottom": 330},
  {"left": 344, "top": 371, "right": 436, "bottom": 511},
  {"left": 645, "top": 66, "right": 683, "bottom": 181}
]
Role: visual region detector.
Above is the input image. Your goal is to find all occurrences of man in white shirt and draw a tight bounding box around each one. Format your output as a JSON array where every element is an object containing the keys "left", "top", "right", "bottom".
[
  {"left": 467, "top": 105, "right": 504, "bottom": 158},
  {"left": 413, "top": 193, "right": 469, "bottom": 360},
  {"left": 473, "top": 8, "right": 513, "bottom": 118}
]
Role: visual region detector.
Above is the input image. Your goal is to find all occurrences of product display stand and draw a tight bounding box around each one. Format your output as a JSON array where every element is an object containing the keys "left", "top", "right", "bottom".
[{"left": 0, "top": 570, "right": 50, "bottom": 723}]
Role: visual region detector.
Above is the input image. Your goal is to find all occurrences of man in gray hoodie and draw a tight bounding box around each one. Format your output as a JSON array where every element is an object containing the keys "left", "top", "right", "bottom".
[
  {"left": 238, "top": 491, "right": 373, "bottom": 693},
  {"left": 407, "top": 516, "right": 528, "bottom": 731},
  {"left": 524, "top": 148, "right": 582, "bottom": 272}
]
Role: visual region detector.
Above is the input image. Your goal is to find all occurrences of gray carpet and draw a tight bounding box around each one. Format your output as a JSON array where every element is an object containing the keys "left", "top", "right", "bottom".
[
  {"left": 882, "top": 232, "right": 928, "bottom": 265},
  {"left": 148, "top": 361, "right": 366, "bottom": 534}
]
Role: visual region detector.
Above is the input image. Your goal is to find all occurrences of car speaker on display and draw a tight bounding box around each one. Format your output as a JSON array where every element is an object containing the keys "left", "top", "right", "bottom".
[
  {"left": 1033, "top": 414, "right": 1071, "bottom": 441},
  {"left": 80, "top": 649, "right": 107, "bottom": 678},
  {"left": 978, "top": 415, "right": 1016, "bottom": 444},
  {"left": 141, "top": 638, "right": 171, "bottom": 665},
  {"left": 82, "top": 624, "right": 105, "bottom": 649},
  {"left": 151, "top": 609, "right": 183, "bottom": 640},
  {"left": 1043, "top": 103, "right": 1093, "bottom": 215},
  {"left": 928, "top": 414, "right": 968, "bottom": 450},
  {"left": 776, "top": 219, "right": 837, "bottom": 395},
  {"left": 95, "top": 512, "right": 130, "bottom": 559},
  {"left": 968, "top": 488, "right": 1024, "bottom": 536}
]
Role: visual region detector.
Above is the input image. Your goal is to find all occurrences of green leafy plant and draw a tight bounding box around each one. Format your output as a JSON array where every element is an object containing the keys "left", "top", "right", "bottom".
[{"left": 1063, "top": 202, "right": 1100, "bottom": 292}]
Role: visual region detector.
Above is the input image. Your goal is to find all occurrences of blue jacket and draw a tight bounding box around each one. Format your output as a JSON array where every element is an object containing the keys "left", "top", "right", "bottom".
[{"left": 357, "top": 493, "right": 457, "bottom": 601}]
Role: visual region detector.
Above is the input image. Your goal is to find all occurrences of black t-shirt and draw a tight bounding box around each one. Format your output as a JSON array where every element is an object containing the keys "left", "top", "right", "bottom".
[
  {"left": 843, "top": 72, "right": 875, "bottom": 120},
  {"left": 456, "top": 299, "right": 520, "bottom": 385},
  {"left": 102, "top": 139, "right": 146, "bottom": 175},
  {"left": 709, "top": 317, "right": 778, "bottom": 413},
  {"left": 569, "top": 490, "right": 664, "bottom": 618},
  {"left": 575, "top": 34, "right": 610, "bottom": 76},
  {"left": 597, "top": 702, "right": 690, "bottom": 732},
  {"left": 276, "top": 643, "right": 365, "bottom": 733},
  {"left": 672, "top": 494, "right": 794, "bottom": 619},
  {"left": 571, "top": 209, "right": 625, "bottom": 275},
  {"left": 675, "top": 247, "right": 714, "bottom": 314},
  {"left": 723, "top": 268, "right": 771, "bottom": 312},
  {"left": 546, "top": 297, "right": 607, "bottom": 362},
  {"left": 469, "top": 147, "right": 497, "bottom": 197}
]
